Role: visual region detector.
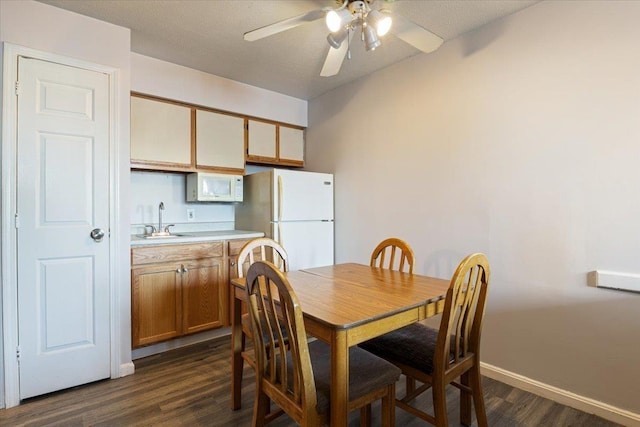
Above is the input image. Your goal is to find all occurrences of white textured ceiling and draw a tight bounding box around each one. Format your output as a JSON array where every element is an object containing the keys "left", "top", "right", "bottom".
[{"left": 38, "top": 0, "right": 539, "bottom": 100}]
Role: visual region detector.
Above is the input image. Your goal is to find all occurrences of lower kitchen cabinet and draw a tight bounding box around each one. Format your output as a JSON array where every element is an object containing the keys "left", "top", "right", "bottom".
[
  {"left": 131, "top": 262, "right": 182, "bottom": 347},
  {"left": 227, "top": 239, "right": 250, "bottom": 315},
  {"left": 182, "top": 257, "right": 225, "bottom": 335},
  {"left": 131, "top": 242, "right": 226, "bottom": 348}
]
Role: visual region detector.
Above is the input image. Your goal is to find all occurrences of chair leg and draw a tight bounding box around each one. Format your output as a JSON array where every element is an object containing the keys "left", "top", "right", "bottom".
[
  {"left": 360, "top": 404, "right": 371, "bottom": 427},
  {"left": 231, "top": 328, "right": 247, "bottom": 410},
  {"left": 432, "top": 379, "right": 448, "bottom": 427},
  {"left": 406, "top": 376, "right": 416, "bottom": 395},
  {"left": 469, "top": 364, "right": 488, "bottom": 427},
  {"left": 381, "top": 383, "right": 395, "bottom": 427},
  {"left": 460, "top": 372, "right": 472, "bottom": 426},
  {"left": 252, "top": 384, "right": 269, "bottom": 427}
]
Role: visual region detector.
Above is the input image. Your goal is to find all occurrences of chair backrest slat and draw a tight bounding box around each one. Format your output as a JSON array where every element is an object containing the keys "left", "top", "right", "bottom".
[
  {"left": 245, "top": 261, "right": 317, "bottom": 421},
  {"left": 237, "top": 237, "right": 288, "bottom": 278},
  {"left": 370, "top": 237, "right": 415, "bottom": 274},
  {"left": 436, "top": 254, "right": 490, "bottom": 371}
]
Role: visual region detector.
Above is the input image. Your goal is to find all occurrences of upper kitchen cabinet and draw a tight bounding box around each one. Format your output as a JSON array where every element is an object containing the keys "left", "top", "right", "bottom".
[
  {"left": 246, "top": 120, "right": 304, "bottom": 167},
  {"left": 131, "top": 93, "right": 304, "bottom": 172},
  {"left": 279, "top": 125, "right": 305, "bottom": 165},
  {"left": 130, "top": 94, "right": 194, "bottom": 172},
  {"left": 196, "top": 109, "right": 245, "bottom": 174}
]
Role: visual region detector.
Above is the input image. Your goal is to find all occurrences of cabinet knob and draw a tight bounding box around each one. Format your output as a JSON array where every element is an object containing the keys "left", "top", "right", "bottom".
[
  {"left": 176, "top": 268, "right": 182, "bottom": 274},
  {"left": 182, "top": 267, "right": 188, "bottom": 273},
  {"left": 230, "top": 261, "right": 236, "bottom": 267}
]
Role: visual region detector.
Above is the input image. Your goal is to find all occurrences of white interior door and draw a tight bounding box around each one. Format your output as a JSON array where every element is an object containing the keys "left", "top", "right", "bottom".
[{"left": 16, "top": 57, "right": 111, "bottom": 399}]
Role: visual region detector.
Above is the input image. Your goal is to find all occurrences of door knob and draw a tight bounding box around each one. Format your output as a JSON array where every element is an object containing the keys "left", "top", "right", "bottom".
[{"left": 90, "top": 228, "right": 105, "bottom": 242}]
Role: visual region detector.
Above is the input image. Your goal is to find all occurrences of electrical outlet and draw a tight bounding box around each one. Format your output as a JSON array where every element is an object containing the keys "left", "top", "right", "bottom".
[{"left": 186, "top": 209, "right": 195, "bottom": 222}]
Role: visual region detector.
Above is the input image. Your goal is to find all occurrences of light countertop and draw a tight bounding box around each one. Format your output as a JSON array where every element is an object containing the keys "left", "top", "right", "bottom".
[{"left": 130, "top": 229, "right": 264, "bottom": 247}]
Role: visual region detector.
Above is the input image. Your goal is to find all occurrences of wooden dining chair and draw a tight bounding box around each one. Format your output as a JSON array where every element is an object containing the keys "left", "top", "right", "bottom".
[
  {"left": 360, "top": 253, "right": 490, "bottom": 427},
  {"left": 369, "top": 237, "right": 417, "bottom": 399},
  {"left": 234, "top": 237, "right": 289, "bottom": 407},
  {"left": 245, "top": 261, "right": 402, "bottom": 427},
  {"left": 370, "top": 237, "right": 415, "bottom": 273},
  {"left": 237, "top": 237, "right": 289, "bottom": 279}
]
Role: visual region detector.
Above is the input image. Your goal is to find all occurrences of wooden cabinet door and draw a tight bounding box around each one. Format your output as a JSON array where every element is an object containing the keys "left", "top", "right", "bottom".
[
  {"left": 228, "top": 239, "right": 251, "bottom": 319},
  {"left": 182, "top": 257, "right": 225, "bottom": 334},
  {"left": 279, "top": 125, "right": 304, "bottom": 165},
  {"left": 247, "top": 120, "right": 305, "bottom": 167},
  {"left": 131, "top": 263, "right": 182, "bottom": 348},
  {"left": 247, "top": 120, "right": 277, "bottom": 161},
  {"left": 196, "top": 110, "right": 245, "bottom": 172},
  {"left": 130, "top": 95, "right": 193, "bottom": 171}
]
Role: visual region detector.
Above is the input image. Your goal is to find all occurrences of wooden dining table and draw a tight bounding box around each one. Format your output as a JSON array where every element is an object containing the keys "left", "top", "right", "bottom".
[{"left": 230, "top": 262, "right": 450, "bottom": 427}]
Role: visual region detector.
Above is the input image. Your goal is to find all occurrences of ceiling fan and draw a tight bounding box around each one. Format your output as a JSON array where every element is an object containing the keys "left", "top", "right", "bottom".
[{"left": 244, "top": 0, "right": 444, "bottom": 77}]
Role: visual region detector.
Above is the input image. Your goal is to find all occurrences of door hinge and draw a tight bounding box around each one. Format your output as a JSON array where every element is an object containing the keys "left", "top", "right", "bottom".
[
  {"left": 16, "top": 346, "right": 21, "bottom": 363},
  {"left": 14, "top": 213, "right": 20, "bottom": 229},
  {"left": 15, "top": 81, "right": 20, "bottom": 96}
]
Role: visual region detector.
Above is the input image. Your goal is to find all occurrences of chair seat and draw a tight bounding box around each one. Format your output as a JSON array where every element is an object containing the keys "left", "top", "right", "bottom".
[
  {"left": 360, "top": 322, "right": 444, "bottom": 375},
  {"left": 294, "top": 340, "right": 401, "bottom": 415}
]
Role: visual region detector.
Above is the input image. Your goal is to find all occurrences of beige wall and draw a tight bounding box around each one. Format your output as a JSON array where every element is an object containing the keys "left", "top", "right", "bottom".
[
  {"left": 131, "top": 53, "right": 307, "bottom": 127},
  {"left": 307, "top": 0, "right": 640, "bottom": 416}
]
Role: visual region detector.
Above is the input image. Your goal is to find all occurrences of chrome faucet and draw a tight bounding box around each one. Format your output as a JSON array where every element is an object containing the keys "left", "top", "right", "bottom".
[
  {"left": 144, "top": 202, "right": 174, "bottom": 236},
  {"left": 158, "top": 202, "right": 164, "bottom": 232}
]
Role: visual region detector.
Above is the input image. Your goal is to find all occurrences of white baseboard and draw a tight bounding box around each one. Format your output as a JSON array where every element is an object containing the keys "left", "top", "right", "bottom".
[
  {"left": 131, "top": 327, "right": 231, "bottom": 360},
  {"left": 118, "top": 361, "right": 135, "bottom": 377},
  {"left": 480, "top": 362, "right": 640, "bottom": 427}
]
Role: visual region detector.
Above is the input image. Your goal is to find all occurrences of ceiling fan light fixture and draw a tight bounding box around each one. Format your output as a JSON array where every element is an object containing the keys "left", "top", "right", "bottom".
[
  {"left": 367, "top": 10, "right": 392, "bottom": 37},
  {"left": 326, "top": 8, "right": 353, "bottom": 33},
  {"left": 327, "top": 27, "right": 349, "bottom": 49},
  {"left": 363, "top": 24, "right": 381, "bottom": 51}
]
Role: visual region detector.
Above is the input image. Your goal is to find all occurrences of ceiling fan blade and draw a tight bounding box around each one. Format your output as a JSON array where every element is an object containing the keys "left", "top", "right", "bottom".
[
  {"left": 320, "top": 31, "right": 354, "bottom": 77},
  {"left": 244, "top": 8, "right": 330, "bottom": 42},
  {"left": 389, "top": 13, "right": 443, "bottom": 53}
]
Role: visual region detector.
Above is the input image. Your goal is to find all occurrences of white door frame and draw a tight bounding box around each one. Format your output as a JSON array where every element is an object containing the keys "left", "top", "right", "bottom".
[{"left": 1, "top": 43, "right": 126, "bottom": 408}]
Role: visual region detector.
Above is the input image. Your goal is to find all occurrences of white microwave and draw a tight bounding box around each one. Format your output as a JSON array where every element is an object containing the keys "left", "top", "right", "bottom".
[{"left": 186, "top": 172, "right": 243, "bottom": 203}]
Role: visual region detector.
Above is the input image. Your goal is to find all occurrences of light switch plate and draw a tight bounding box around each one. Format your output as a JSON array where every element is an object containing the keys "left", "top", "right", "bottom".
[{"left": 187, "top": 209, "right": 195, "bottom": 221}]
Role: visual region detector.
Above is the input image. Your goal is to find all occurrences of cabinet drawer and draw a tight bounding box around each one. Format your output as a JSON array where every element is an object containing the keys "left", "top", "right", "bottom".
[{"left": 132, "top": 242, "right": 224, "bottom": 266}]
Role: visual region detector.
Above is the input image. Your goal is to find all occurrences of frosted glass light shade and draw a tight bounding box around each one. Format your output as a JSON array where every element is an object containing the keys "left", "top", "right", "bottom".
[
  {"left": 368, "top": 10, "right": 392, "bottom": 37},
  {"left": 327, "top": 27, "right": 349, "bottom": 49},
  {"left": 364, "top": 24, "right": 381, "bottom": 51},
  {"left": 326, "top": 8, "right": 353, "bottom": 33}
]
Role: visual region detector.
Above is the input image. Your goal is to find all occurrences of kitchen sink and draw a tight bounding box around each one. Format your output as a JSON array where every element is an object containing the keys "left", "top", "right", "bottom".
[{"left": 136, "top": 233, "right": 189, "bottom": 239}]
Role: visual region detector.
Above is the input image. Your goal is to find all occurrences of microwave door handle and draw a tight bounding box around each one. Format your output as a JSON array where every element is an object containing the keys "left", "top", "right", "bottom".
[{"left": 278, "top": 175, "right": 283, "bottom": 222}]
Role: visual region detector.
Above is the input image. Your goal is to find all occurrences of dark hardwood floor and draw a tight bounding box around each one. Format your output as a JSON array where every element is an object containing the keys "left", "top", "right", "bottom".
[{"left": 0, "top": 337, "right": 621, "bottom": 426}]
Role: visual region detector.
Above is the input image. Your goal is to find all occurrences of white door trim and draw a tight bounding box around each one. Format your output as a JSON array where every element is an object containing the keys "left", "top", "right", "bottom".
[{"left": 1, "top": 42, "right": 126, "bottom": 408}]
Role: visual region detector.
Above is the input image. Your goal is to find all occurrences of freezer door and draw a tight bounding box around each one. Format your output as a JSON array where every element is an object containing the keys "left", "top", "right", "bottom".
[
  {"left": 273, "top": 169, "right": 333, "bottom": 221},
  {"left": 273, "top": 221, "right": 334, "bottom": 271}
]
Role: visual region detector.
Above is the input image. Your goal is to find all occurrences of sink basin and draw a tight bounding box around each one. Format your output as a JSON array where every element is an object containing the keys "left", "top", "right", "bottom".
[{"left": 136, "top": 233, "right": 189, "bottom": 239}]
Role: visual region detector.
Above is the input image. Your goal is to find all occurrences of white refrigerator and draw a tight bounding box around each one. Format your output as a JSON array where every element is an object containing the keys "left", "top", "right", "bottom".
[{"left": 235, "top": 169, "right": 334, "bottom": 271}]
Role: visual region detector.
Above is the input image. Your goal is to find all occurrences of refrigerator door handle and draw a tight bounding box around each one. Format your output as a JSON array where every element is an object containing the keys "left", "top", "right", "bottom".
[{"left": 277, "top": 174, "right": 284, "bottom": 222}]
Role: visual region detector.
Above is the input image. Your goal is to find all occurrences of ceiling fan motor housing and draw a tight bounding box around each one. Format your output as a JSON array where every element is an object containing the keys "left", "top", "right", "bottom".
[
  {"left": 335, "top": 0, "right": 375, "bottom": 4},
  {"left": 348, "top": 1, "right": 368, "bottom": 15}
]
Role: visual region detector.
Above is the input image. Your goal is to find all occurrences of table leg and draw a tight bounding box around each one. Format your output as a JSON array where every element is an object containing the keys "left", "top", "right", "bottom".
[
  {"left": 330, "top": 330, "right": 349, "bottom": 427},
  {"left": 231, "top": 290, "right": 243, "bottom": 410}
]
